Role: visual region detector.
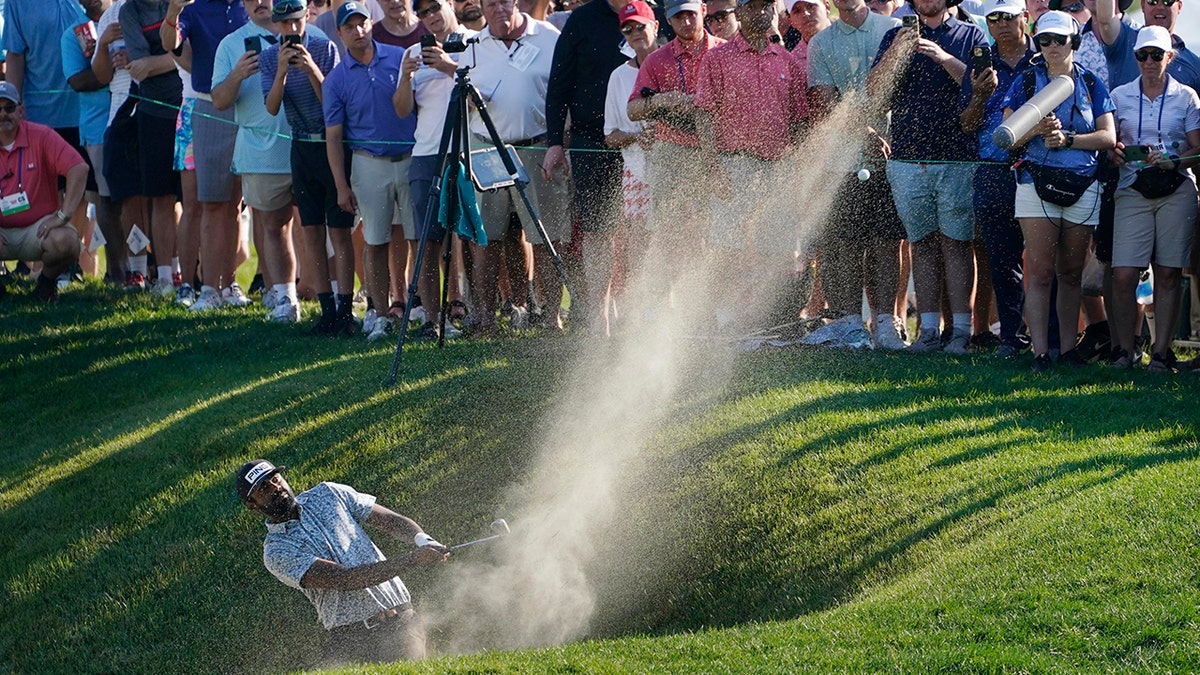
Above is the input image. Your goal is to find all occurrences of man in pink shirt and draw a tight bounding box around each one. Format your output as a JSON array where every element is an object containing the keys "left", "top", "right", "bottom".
[
  {"left": 696, "top": 0, "right": 809, "bottom": 329},
  {"left": 628, "top": 0, "right": 724, "bottom": 282},
  {"left": 0, "top": 83, "right": 88, "bottom": 302}
]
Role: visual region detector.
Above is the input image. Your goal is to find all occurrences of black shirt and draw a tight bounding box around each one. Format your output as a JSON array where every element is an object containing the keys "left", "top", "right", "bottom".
[{"left": 545, "top": 0, "right": 628, "bottom": 147}]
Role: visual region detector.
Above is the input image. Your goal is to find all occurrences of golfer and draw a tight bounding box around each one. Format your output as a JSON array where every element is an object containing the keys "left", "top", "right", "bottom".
[{"left": 236, "top": 459, "right": 449, "bottom": 663}]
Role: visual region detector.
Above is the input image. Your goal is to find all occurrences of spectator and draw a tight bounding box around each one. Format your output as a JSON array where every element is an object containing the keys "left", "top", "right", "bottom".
[
  {"left": 807, "top": 0, "right": 906, "bottom": 348},
  {"left": 785, "top": 0, "right": 830, "bottom": 68},
  {"left": 867, "top": 0, "right": 987, "bottom": 354},
  {"left": 1108, "top": 26, "right": 1200, "bottom": 370},
  {"left": 1026, "top": 0, "right": 1050, "bottom": 22},
  {"left": 544, "top": 0, "right": 633, "bottom": 330},
  {"left": 452, "top": 0, "right": 486, "bottom": 30},
  {"left": 62, "top": 0, "right": 120, "bottom": 283},
  {"left": 598, "top": 0, "right": 656, "bottom": 335},
  {"left": 695, "top": 0, "right": 809, "bottom": 330},
  {"left": 312, "top": 0, "right": 383, "bottom": 55},
  {"left": 162, "top": 0, "right": 251, "bottom": 309},
  {"left": 323, "top": 1, "right": 418, "bottom": 341},
  {"left": 627, "top": 0, "right": 723, "bottom": 320},
  {"left": 212, "top": 0, "right": 304, "bottom": 322},
  {"left": 704, "top": 0, "right": 739, "bottom": 39},
  {"left": 120, "top": 0, "right": 184, "bottom": 294},
  {"left": 1001, "top": 10, "right": 1115, "bottom": 371},
  {"left": 391, "top": 0, "right": 474, "bottom": 339},
  {"left": 865, "top": 0, "right": 899, "bottom": 15},
  {"left": 0, "top": 82, "right": 89, "bottom": 301},
  {"left": 372, "top": 0, "right": 428, "bottom": 49},
  {"left": 262, "top": 0, "right": 357, "bottom": 335},
  {"left": 960, "top": 0, "right": 1036, "bottom": 357},
  {"left": 468, "top": 0, "right": 566, "bottom": 333}
]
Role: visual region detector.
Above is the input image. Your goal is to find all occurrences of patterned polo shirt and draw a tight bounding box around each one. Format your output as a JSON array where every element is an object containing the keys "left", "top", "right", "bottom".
[{"left": 262, "top": 482, "right": 411, "bottom": 630}]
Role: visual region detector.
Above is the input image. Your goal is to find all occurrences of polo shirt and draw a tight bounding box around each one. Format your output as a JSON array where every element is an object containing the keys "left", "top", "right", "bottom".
[
  {"left": 402, "top": 27, "right": 477, "bottom": 157},
  {"left": 260, "top": 31, "right": 339, "bottom": 137},
  {"left": 1110, "top": 74, "right": 1200, "bottom": 188},
  {"left": 605, "top": 60, "right": 646, "bottom": 179},
  {"left": 546, "top": 0, "right": 629, "bottom": 146},
  {"left": 468, "top": 16, "right": 560, "bottom": 144},
  {"left": 1, "top": 0, "right": 86, "bottom": 128},
  {"left": 60, "top": 20, "right": 111, "bottom": 147},
  {"left": 0, "top": 121, "right": 85, "bottom": 229},
  {"left": 262, "top": 482, "right": 411, "bottom": 631},
  {"left": 120, "top": 0, "right": 183, "bottom": 119},
  {"left": 177, "top": 0, "right": 248, "bottom": 94},
  {"left": 694, "top": 33, "right": 809, "bottom": 161},
  {"left": 957, "top": 38, "right": 1036, "bottom": 162},
  {"left": 873, "top": 16, "right": 988, "bottom": 162},
  {"left": 630, "top": 34, "right": 724, "bottom": 148},
  {"left": 807, "top": 11, "right": 899, "bottom": 94},
  {"left": 322, "top": 41, "right": 416, "bottom": 157},
  {"left": 1001, "top": 62, "right": 1115, "bottom": 181}
]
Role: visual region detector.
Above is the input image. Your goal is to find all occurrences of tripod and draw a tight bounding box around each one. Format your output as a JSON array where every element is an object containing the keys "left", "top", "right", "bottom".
[{"left": 387, "top": 65, "right": 574, "bottom": 386}]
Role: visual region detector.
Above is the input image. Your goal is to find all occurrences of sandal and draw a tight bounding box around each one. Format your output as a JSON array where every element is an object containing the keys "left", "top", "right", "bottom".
[
  {"left": 448, "top": 299, "right": 470, "bottom": 322},
  {"left": 388, "top": 301, "right": 406, "bottom": 319}
]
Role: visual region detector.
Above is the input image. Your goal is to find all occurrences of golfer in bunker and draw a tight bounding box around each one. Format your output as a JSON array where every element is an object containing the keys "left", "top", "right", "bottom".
[{"left": 236, "top": 459, "right": 449, "bottom": 663}]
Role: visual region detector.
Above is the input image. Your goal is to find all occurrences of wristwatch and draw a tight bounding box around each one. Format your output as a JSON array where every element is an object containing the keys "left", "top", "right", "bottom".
[
  {"left": 55, "top": 209, "right": 69, "bottom": 224},
  {"left": 1062, "top": 131, "right": 1076, "bottom": 149}
]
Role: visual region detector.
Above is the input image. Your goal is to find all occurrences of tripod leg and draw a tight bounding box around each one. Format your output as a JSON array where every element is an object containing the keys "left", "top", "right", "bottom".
[{"left": 387, "top": 86, "right": 467, "bottom": 386}]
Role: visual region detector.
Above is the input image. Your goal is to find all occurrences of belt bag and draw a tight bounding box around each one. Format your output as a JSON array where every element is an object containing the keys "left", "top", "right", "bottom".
[
  {"left": 1131, "top": 167, "right": 1186, "bottom": 199},
  {"left": 1025, "top": 163, "right": 1094, "bottom": 207}
]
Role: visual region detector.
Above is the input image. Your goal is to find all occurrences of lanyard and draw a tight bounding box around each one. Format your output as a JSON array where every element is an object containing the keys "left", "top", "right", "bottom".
[
  {"left": 675, "top": 55, "right": 687, "bottom": 93},
  {"left": 1137, "top": 75, "right": 1169, "bottom": 144}
]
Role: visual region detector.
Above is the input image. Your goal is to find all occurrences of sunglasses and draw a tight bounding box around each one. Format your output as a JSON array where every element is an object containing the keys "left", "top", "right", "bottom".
[
  {"left": 864, "top": 0, "right": 893, "bottom": 4},
  {"left": 621, "top": 21, "right": 649, "bottom": 34},
  {"left": 272, "top": 0, "right": 304, "bottom": 13},
  {"left": 1036, "top": 33, "right": 1070, "bottom": 47},
  {"left": 0, "top": 103, "right": 16, "bottom": 113},
  {"left": 986, "top": 11, "right": 1019, "bottom": 21},
  {"left": 416, "top": 1, "right": 441, "bottom": 16},
  {"left": 1060, "top": 1, "right": 1085, "bottom": 11},
  {"left": 1144, "top": 0, "right": 1178, "bottom": 6},
  {"left": 1135, "top": 48, "right": 1167, "bottom": 61},
  {"left": 704, "top": 7, "right": 736, "bottom": 21}
]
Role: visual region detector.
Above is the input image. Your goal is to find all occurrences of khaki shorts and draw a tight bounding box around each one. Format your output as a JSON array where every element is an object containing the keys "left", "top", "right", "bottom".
[
  {"left": 477, "top": 145, "right": 570, "bottom": 245},
  {"left": 350, "top": 152, "right": 412, "bottom": 245},
  {"left": 1, "top": 221, "right": 77, "bottom": 261},
  {"left": 1112, "top": 181, "right": 1198, "bottom": 269},
  {"left": 646, "top": 141, "right": 710, "bottom": 233},
  {"left": 709, "top": 153, "right": 795, "bottom": 254},
  {"left": 241, "top": 173, "right": 294, "bottom": 212}
]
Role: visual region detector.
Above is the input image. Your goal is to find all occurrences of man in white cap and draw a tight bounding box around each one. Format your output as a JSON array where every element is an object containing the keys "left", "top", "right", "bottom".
[
  {"left": 0, "top": 82, "right": 89, "bottom": 301},
  {"left": 785, "top": 0, "right": 831, "bottom": 69},
  {"left": 235, "top": 459, "right": 449, "bottom": 663}
]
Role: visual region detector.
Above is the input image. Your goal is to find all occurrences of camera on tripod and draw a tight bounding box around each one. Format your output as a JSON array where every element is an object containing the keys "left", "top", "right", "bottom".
[{"left": 442, "top": 34, "right": 478, "bottom": 54}]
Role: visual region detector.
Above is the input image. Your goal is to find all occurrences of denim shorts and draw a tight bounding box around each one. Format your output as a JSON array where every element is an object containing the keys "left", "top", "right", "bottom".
[{"left": 885, "top": 161, "right": 977, "bottom": 243}]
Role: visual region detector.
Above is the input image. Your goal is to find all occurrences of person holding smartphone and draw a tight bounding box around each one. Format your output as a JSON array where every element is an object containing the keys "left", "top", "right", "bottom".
[{"left": 1107, "top": 26, "right": 1200, "bottom": 370}]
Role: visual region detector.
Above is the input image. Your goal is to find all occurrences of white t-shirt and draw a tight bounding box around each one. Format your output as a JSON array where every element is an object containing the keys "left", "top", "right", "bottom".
[
  {"left": 467, "top": 15, "right": 560, "bottom": 144},
  {"left": 403, "top": 28, "right": 477, "bottom": 157},
  {"left": 95, "top": 0, "right": 132, "bottom": 128},
  {"left": 604, "top": 60, "right": 644, "bottom": 180}
]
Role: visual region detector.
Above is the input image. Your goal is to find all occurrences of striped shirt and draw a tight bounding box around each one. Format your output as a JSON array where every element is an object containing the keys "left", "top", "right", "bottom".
[
  {"left": 260, "top": 32, "right": 339, "bottom": 137},
  {"left": 1110, "top": 74, "right": 1200, "bottom": 189}
]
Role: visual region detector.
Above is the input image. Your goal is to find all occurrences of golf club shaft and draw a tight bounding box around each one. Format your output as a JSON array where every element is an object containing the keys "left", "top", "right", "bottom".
[{"left": 449, "top": 534, "right": 503, "bottom": 551}]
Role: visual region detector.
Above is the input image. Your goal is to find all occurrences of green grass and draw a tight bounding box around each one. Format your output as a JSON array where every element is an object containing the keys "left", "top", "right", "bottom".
[{"left": 2, "top": 277, "right": 1198, "bottom": 674}]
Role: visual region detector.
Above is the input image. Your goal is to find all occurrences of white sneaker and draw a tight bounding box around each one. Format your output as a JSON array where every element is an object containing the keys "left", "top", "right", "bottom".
[
  {"left": 907, "top": 329, "right": 942, "bottom": 353},
  {"left": 361, "top": 308, "right": 378, "bottom": 335},
  {"left": 943, "top": 328, "right": 971, "bottom": 355},
  {"left": 508, "top": 304, "right": 529, "bottom": 329},
  {"left": 268, "top": 300, "right": 300, "bottom": 323},
  {"left": 442, "top": 316, "right": 462, "bottom": 339},
  {"left": 189, "top": 286, "right": 224, "bottom": 312},
  {"left": 222, "top": 282, "right": 253, "bottom": 308},
  {"left": 176, "top": 283, "right": 195, "bottom": 308},
  {"left": 150, "top": 278, "right": 176, "bottom": 298},
  {"left": 409, "top": 305, "right": 426, "bottom": 325},
  {"left": 261, "top": 287, "right": 281, "bottom": 310},
  {"left": 366, "top": 316, "right": 394, "bottom": 342},
  {"left": 874, "top": 317, "right": 907, "bottom": 350}
]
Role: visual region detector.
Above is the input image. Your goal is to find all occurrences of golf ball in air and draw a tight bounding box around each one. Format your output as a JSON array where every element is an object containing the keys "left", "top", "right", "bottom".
[{"left": 857, "top": 169, "right": 871, "bottom": 181}]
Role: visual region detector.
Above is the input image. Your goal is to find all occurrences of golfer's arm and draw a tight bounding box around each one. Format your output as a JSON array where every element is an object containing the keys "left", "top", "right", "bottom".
[
  {"left": 366, "top": 504, "right": 423, "bottom": 541},
  {"left": 299, "top": 556, "right": 414, "bottom": 591}
]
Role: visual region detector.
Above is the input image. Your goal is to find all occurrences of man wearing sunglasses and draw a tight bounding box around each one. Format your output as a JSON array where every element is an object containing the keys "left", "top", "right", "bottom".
[
  {"left": 0, "top": 83, "right": 89, "bottom": 302},
  {"left": 704, "top": 0, "right": 739, "bottom": 40},
  {"left": 1095, "top": 0, "right": 1200, "bottom": 91}
]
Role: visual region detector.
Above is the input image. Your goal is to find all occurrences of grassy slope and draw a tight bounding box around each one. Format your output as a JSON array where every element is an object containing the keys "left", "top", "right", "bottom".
[{"left": 1, "top": 280, "right": 1197, "bottom": 674}]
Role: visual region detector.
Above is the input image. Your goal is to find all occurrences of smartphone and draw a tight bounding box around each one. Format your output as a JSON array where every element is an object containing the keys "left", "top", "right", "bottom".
[
  {"left": 972, "top": 45, "right": 991, "bottom": 74},
  {"left": 420, "top": 33, "right": 437, "bottom": 49},
  {"left": 1123, "top": 144, "right": 1151, "bottom": 162},
  {"left": 244, "top": 35, "right": 261, "bottom": 54},
  {"left": 902, "top": 14, "right": 919, "bottom": 35},
  {"left": 282, "top": 33, "right": 302, "bottom": 48}
]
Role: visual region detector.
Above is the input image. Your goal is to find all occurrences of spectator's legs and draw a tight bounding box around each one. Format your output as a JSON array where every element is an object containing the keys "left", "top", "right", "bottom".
[
  {"left": 178, "top": 169, "right": 201, "bottom": 286},
  {"left": 256, "top": 204, "right": 296, "bottom": 294},
  {"left": 1110, "top": 265, "right": 1140, "bottom": 357},
  {"left": 150, "top": 194, "right": 178, "bottom": 284},
  {"left": 1020, "top": 217, "right": 1058, "bottom": 357},
  {"left": 302, "top": 225, "right": 333, "bottom": 295},
  {"left": 534, "top": 243, "right": 565, "bottom": 329},
  {"left": 200, "top": 200, "right": 234, "bottom": 289},
  {"left": 582, "top": 229, "right": 616, "bottom": 335},
  {"left": 391, "top": 235, "right": 409, "bottom": 313},
  {"left": 867, "top": 237, "right": 901, "bottom": 321},
  {"left": 40, "top": 227, "right": 82, "bottom": 279},
  {"left": 470, "top": 242, "right": 501, "bottom": 330},
  {"left": 1053, "top": 223, "right": 1093, "bottom": 356},
  {"left": 1151, "top": 264, "right": 1183, "bottom": 358},
  {"left": 973, "top": 165, "right": 1025, "bottom": 348}
]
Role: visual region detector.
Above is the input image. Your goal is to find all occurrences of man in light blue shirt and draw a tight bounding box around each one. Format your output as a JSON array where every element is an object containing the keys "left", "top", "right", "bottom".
[{"left": 2, "top": 0, "right": 85, "bottom": 130}]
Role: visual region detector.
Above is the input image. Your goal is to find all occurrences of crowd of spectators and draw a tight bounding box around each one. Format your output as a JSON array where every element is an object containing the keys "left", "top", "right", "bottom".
[{"left": 2, "top": 0, "right": 1200, "bottom": 371}]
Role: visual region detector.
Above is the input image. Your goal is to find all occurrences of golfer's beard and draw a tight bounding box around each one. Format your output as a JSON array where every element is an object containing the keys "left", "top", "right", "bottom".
[{"left": 263, "top": 493, "right": 296, "bottom": 521}]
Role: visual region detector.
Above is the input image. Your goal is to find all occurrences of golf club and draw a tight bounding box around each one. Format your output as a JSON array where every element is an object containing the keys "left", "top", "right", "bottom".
[{"left": 449, "top": 518, "right": 509, "bottom": 551}]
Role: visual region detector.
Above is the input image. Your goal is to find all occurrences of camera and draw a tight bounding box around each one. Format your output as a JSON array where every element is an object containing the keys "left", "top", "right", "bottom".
[
  {"left": 420, "top": 34, "right": 437, "bottom": 49},
  {"left": 443, "top": 34, "right": 476, "bottom": 53}
]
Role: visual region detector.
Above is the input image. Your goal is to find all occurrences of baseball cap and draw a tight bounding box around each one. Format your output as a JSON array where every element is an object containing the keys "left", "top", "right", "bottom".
[
  {"left": 736, "top": 0, "right": 772, "bottom": 6},
  {"left": 980, "top": 0, "right": 1024, "bottom": 16},
  {"left": 336, "top": 0, "right": 370, "bottom": 26},
  {"left": 0, "top": 82, "right": 20, "bottom": 105},
  {"left": 1134, "top": 25, "right": 1172, "bottom": 52},
  {"left": 272, "top": 0, "right": 307, "bottom": 22},
  {"left": 620, "top": 0, "right": 655, "bottom": 24},
  {"left": 1033, "top": 10, "right": 1077, "bottom": 37},
  {"left": 786, "top": 0, "right": 818, "bottom": 11},
  {"left": 665, "top": 0, "right": 703, "bottom": 18},
  {"left": 236, "top": 459, "right": 285, "bottom": 501}
]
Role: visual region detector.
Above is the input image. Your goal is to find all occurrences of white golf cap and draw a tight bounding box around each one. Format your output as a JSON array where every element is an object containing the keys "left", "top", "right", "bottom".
[
  {"left": 787, "top": 0, "right": 819, "bottom": 10},
  {"left": 980, "top": 0, "right": 1024, "bottom": 15},
  {"left": 1134, "top": 25, "right": 1172, "bottom": 52},
  {"left": 1034, "top": 10, "right": 1077, "bottom": 36}
]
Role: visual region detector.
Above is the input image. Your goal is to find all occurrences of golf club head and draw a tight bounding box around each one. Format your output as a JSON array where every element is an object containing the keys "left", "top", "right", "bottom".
[{"left": 491, "top": 518, "right": 510, "bottom": 535}]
